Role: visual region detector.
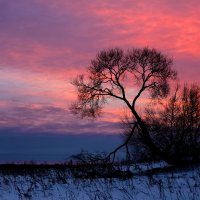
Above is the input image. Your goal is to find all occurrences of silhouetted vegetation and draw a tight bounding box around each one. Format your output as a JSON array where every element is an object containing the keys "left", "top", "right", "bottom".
[
  {"left": 146, "top": 84, "right": 200, "bottom": 164},
  {"left": 71, "top": 151, "right": 133, "bottom": 179},
  {"left": 124, "top": 84, "right": 200, "bottom": 165},
  {"left": 1, "top": 162, "right": 200, "bottom": 199},
  {"left": 71, "top": 47, "right": 200, "bottom": 166}
]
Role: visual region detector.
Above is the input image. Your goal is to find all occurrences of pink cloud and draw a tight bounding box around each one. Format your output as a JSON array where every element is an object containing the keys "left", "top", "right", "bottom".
[{"left": 0, "top": 0, "right": 199, "bottom": 135}]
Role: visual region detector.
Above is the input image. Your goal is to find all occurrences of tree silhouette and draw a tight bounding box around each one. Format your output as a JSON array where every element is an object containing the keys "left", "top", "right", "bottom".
[
  {"left": 71, "top": 47, "right": 177, "bottom": 164},
  {"left": 142, "top": 84, "right": 200, "bottom": 164}
]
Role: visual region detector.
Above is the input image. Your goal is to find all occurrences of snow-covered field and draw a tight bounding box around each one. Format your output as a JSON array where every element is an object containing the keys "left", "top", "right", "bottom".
[{"left": 0, "top": 163, "right": 200, "bottom": 200}]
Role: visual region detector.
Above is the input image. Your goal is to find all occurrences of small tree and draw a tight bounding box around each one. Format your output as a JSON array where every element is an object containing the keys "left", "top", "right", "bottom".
[
  {"left": 142, "top": 84, "right": 200, "bottom": 164},
  {"left": 71, "top": 47, "right": 177, "bottom": 164}
]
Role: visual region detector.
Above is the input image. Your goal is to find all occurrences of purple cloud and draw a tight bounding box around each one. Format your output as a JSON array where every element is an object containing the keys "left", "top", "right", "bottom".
[{"left": 0, "top": 0, "right": 199, "bottom": 137}]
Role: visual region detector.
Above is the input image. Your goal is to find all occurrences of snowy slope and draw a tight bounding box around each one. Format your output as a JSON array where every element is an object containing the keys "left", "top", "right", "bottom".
[{"left": 0, "top": 163, "right": 200, "bottom": 200}]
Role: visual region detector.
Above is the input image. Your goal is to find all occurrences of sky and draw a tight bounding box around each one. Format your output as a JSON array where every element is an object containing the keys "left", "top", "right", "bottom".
[{"left": 0, "top": 0, "right": 200, "bottom": 157}]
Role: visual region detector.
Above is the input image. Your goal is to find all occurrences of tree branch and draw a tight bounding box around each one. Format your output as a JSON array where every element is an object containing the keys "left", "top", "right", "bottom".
[{"left": 107, "top": 122, "right": 138, "bottom": 162}]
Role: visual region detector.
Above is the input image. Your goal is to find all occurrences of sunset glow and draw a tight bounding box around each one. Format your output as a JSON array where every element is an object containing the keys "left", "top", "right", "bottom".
[{"left": 0, "top": 0, "right": 200, "bottom": 135}]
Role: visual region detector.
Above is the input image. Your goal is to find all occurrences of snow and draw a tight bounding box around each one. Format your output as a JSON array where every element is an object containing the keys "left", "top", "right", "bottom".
[{"left": 0, "top": 163, "right": 200, "bottom": 200}]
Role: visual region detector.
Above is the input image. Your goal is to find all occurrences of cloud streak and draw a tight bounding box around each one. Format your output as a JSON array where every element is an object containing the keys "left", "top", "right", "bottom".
[{"left": 0, "top": 0, "right": 199, "bottom": 135}]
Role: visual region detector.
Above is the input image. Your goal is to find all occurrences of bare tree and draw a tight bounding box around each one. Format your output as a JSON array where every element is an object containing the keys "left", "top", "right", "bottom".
[
  {"left": 71, "top": 47, "right": 177, "bottom": 164},
  {"left": 143, "top": 84, "right": 200, "bottom": 164}
]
